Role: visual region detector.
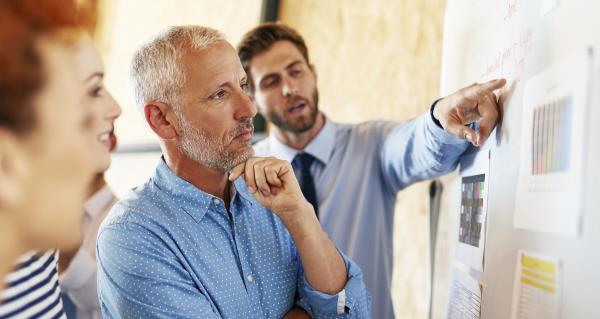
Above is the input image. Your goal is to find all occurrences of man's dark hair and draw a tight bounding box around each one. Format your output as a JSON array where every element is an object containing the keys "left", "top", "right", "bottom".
[{"left": 237, "top": 22, "right": 310, "bottom": 93}]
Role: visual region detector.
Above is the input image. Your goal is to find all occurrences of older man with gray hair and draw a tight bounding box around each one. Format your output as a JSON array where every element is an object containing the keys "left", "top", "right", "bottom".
[{"left": 96, "top": 25, "right": 371, "bottom": 319}]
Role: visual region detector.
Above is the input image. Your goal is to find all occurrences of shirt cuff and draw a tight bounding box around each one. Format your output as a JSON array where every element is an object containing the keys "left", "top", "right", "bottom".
[
  {"left": 298, "top": 252, "right": 369, "bottom": 316},
  {"left": 430, "top": 98, "right": 444, "bottom": 129}
]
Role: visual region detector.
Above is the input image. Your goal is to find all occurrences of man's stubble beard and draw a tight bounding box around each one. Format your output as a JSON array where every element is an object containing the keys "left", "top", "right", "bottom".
[
  {"left": 265, "top": 89, "right": 319, "bottom": 134},
  {"left": 178, "top": 115, "right": 254, "bottom": 172}
]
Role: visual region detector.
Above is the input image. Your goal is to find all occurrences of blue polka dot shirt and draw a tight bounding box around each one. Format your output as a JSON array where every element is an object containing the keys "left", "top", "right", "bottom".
[{"left": 97, "top": 159, "right": 371, "bottom": 318}]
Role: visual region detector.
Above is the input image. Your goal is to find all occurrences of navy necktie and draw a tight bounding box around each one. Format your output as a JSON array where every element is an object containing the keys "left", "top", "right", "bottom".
[{"left": 292, "top": 153, "right": 319, "bottom": 218}]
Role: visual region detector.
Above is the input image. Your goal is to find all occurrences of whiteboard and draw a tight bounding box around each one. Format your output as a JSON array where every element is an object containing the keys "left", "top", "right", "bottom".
[{"left": 432, "top": 1, "right": 600, "bottom": 318}]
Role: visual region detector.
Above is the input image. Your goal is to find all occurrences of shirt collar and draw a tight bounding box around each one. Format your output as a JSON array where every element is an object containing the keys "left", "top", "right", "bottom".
[
  {"left": 83, "top": 185, "right": 114, "bottom": 219},
  {"left": 267, "top": 115, "right": 336, "bottom": 165},
  {"left": 152, "top": 158, "right": 255, "bottom": 223}
]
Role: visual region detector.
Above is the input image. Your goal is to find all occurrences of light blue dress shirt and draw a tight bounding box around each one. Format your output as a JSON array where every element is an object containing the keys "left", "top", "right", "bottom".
[
  {"left": 96, "top": 159, "right": 371, "bottom": 318},
  {"left": 254, "top": 110, "right": 470, "bottom": 319}
]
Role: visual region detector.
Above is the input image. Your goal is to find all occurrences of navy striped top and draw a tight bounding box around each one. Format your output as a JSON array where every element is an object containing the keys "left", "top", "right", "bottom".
[{"left": 0, "top": 251, "right": 66, "bottom": 319}]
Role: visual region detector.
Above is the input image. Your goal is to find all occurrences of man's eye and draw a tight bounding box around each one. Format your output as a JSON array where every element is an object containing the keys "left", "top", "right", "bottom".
[
  {"left": 212, "top": 90, "right": 227, "bottom": 100},
  {"left": 290, "top": 69, "right": 302, "bottom": 77},
  {"left": 262, "top": 78, "right": 278, "bottom": 88}
]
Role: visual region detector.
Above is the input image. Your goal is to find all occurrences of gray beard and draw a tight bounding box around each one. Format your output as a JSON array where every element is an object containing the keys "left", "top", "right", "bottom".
[{"left": 178, "top": 115, "right": 253, "bottom": 172}]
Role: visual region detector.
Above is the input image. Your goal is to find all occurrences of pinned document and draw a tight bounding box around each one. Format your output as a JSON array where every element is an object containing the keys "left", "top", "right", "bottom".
[
  {"left": 456, "top": 150, "right": 490, "bottom": 272},
  {"left": 511, "top": 251, "right": 561, "bottom": 319},
  {"left": 448, "top": 267, "right": 482, "bottom": 319},
  {"left": 514, "top": 48, "right": 592, "bottom": 237}
]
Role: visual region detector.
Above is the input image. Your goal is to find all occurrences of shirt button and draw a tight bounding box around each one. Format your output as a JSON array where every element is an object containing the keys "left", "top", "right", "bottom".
[
  {"left": 246, "top": 275, "right": 253, "bottom": 283},
  {"left": 212, "top": 198, "right": 220, "bottom": 205}
]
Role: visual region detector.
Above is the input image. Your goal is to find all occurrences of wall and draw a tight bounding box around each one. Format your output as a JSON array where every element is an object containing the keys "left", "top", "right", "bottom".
[
  {"left": 279, "top": 1, "right": 447, "bottom": 318},
  {"left": 434, "top": 1, "right": 600, "bottom": 318}
]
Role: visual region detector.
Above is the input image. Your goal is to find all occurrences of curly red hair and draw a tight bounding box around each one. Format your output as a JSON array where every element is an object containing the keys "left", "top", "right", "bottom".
[{"left": 0, "top": 0, "right": 94, "bottom": 134}]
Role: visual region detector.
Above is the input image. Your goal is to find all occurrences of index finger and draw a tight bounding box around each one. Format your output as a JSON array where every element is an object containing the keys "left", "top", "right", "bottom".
[
  {"left": 479, "top": 78, "right": 506, "bottom": 92},
  {"left": 228, "top": 162, "right": 246, "bottom": 181},
  {"left": 462, "top": 79, "right": 505, "bottom": 102}
]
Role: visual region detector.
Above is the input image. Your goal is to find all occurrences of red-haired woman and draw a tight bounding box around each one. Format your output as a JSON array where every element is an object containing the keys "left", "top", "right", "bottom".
[{"left": 0, "top": 1, "right": 121, "bottom": 317}]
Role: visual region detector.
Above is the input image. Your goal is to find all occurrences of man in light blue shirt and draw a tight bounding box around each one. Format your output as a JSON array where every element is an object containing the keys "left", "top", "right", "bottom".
[
  {"left": 238, "top": 23, "right": 505, "bottom": 318},
  {"left": 97, "top": 26, "right": 371, "bottom": 318}
]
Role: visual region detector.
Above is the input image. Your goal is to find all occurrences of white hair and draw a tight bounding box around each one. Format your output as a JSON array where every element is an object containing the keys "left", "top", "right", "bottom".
[{"left": 129, "top": 25, "right": 226, "bottom": 113}]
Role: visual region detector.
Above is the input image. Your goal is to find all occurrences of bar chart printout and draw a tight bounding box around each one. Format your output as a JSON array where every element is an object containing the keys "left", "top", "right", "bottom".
[
  {"left": 531, "top": 96, "right": 573, "bottom": 176},
  {"left": 514, "top": 48, "right": 591, "bottom": 237}
]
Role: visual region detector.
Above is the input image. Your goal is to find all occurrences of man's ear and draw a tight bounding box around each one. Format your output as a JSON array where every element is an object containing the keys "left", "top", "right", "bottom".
[
  {"left": 0, "top": 129, "right": 26, "bottom": 210},
  {"left": 144, "top": 102, "right": 179, "bottom": 140}
]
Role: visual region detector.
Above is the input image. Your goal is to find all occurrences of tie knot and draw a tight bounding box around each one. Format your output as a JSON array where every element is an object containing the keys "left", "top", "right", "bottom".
[{"left": 293, "top": 152, "right": 315, "bottom": 169}]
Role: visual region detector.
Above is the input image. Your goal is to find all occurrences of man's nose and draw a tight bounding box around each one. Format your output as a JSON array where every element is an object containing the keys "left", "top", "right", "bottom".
[
  {"left": 235, "top": 90, "right": 257, "bottom": 121},
  {"left": 282, "top": 75, "right": 298, "bottom": 97}
]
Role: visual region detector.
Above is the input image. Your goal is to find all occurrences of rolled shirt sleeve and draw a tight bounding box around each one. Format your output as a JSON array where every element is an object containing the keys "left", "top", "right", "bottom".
[{"left": 296, "top": 251, "right": 371, "bottom": 318}]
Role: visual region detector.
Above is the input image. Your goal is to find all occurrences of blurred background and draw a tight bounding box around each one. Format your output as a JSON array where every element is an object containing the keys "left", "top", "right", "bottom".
[{"left": 90, "top": 1, "right": 446, "bottom": 317}]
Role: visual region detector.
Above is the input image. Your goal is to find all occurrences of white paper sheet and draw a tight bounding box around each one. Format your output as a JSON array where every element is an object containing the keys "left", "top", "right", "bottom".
[
  {"left": 514, "top": 48, "right": 592, "bottom": 237},
  {"left": 456, "top": 150, "right": 491, "bottom": 272},
  {"left": 448, "top": 267, "right": 482, "bottom": 319},
  {"left": 511, "top": 251, "right": 561, "bottom": 319}
]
